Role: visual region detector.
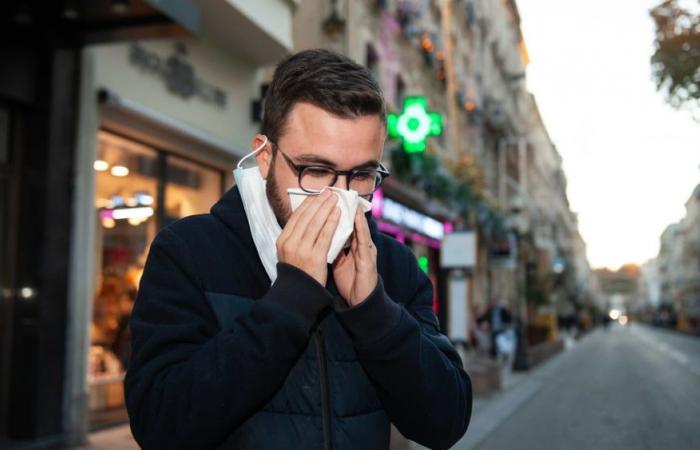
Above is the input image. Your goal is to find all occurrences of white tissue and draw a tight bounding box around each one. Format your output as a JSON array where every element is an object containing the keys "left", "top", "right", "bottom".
[{"left": 288, "top": 187, "right": 372, "bottom": 264}]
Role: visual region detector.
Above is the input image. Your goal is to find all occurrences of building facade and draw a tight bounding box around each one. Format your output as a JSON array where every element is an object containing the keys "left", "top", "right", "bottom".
[
  {"left": 289, "top": 0, "right": 593, "bottom": 349},
  {"left": 653, "top": 183, "right": 700, "bottom": 332},
  {"left": 0, "top": 0, "right": 297, "bottom": 446}
]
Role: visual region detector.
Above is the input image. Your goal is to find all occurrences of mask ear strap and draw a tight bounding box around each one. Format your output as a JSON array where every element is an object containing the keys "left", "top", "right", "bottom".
[{"left": 237, "top": 136, "right": 269, "bottom": 169}]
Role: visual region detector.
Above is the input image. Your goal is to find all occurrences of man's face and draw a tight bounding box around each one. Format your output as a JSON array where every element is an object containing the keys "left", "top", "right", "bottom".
[{"left": 253, "top": 102, "right": 386, "bottom": 226}]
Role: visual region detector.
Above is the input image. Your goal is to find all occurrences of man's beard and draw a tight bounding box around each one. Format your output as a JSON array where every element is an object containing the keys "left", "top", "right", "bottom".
[{"left": 265, "top": 159, "right": 292, "bottom": 227}]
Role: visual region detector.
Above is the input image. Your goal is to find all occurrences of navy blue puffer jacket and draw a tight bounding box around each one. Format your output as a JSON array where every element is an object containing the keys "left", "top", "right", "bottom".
[{"left": 125, "top": 186, "right": 472, "bottom": 449}]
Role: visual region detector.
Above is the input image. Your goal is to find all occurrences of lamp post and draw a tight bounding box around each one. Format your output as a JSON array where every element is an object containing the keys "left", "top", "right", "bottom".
[{"left": 508, "top": 196, "right": 530, "bottom": 371}]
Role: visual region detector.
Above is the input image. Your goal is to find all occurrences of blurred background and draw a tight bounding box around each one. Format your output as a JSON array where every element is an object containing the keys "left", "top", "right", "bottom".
[{"left": 0, "top": 0, "right": 698, "bottom": 449}]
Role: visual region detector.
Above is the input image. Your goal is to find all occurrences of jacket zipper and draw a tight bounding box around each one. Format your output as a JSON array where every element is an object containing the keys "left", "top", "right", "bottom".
[{"left": 315, "top": 329, "right": 332, "bottom": 450}]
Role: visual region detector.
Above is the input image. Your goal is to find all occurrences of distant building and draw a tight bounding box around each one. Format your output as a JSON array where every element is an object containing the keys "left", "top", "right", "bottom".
[
  {"left": 655, "top": 183, "right": 700, "bottom": 330},
  {"left": 594, "top": 264, "right": 641, "bottom": 315},
  {"left": 639, "top": 259, "right": 661, "bottom": 308}
]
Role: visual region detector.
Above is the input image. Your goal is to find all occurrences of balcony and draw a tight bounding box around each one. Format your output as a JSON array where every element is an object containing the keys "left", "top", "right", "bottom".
[{"left": 199, "top": 0, "right": 294, "bottom": 64}]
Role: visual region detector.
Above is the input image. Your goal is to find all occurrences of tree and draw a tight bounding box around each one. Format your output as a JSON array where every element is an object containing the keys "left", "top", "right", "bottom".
[{"left": 650, "top": 0, "right": 700, "bottom": 119}]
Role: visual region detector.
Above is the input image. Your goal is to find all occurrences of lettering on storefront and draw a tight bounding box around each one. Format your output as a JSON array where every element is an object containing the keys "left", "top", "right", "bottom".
[
  {"left": 381, "top": 198, "right": 445, "bottom": 240},
  {"left": 130, "top": 42, "right": 227, "bottom": 109}
]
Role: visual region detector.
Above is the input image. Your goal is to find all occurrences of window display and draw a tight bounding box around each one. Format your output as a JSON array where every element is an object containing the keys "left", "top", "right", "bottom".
[
  {"left": 165, "top": 155, "right": 222, "bottom": 224},
  {"left": 89, "top": 131, "right": 224, "bottom": 425}
]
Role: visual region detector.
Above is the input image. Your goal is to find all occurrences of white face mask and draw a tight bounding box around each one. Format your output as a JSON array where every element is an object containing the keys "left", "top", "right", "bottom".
[
  {"left": 233, "top": 137, "right": 373, "bottom": 284},
  {"left": 233, "top": 136, "right": 282, "bottom": 283}
]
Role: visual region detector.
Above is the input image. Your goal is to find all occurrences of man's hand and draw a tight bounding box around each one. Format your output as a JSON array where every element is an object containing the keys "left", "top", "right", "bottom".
[
  {"left": 332, "top": 207, "right": 378, "bottom": 307},
  {"left": 276, "top": 189, "right": 340, "bottom": 286}
]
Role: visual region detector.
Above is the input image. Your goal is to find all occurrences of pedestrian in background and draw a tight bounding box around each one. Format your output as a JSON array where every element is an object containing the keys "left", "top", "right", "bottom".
[
  {"left": 477, "top": 298, "right": 514, "bottom": 361},
  {"left": 124, "top": 49, "right": 472, "bottom": 450}
]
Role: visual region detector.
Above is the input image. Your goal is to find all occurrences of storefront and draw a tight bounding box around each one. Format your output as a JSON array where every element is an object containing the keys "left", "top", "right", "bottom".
[
  {"left": 0, "top": 0, "right": 296, "bottom": 445},
  {"left": 68, "top": 34, "right": 284, "bottom": 434},
  {"left": 88, "top": 130, "right": 227, "bottom": 426},
  {"left": 370, "top": 182, "right": 455, "bottom": 329}
]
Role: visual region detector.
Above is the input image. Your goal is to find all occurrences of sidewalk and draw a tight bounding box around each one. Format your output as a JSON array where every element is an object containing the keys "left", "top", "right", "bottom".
[
  {"left": 450, "top": 330, "right": 586, "bottom": 450},
  {"left": 80, "top": 425, "right": 138, "bottom": 450}
]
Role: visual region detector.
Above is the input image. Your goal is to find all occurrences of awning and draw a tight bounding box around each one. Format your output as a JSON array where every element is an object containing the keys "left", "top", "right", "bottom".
[{"left": 2, "top": 1, "right": 197, "bottom": 44}]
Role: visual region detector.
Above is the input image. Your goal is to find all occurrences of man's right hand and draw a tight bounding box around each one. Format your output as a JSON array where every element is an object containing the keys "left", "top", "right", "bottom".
[{"left": 276, "top": 189, "right": 340, "bottom": 286}]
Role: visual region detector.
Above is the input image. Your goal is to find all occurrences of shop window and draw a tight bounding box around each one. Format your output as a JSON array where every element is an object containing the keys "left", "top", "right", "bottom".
[
  {"left": 408, "top": 240, "right": 440, "bottom": 315},
  {"left": 164, "top": 155, "right": 221, "bottom": 225},
  {"left": 90, "top": 131, "right": 223, "bottom": 427},
  {"left": 90, "top": 132, "right": 159, "bottom": 424},
  {"left": 366, "top": 43, "right": 379, "bottom": 82}
]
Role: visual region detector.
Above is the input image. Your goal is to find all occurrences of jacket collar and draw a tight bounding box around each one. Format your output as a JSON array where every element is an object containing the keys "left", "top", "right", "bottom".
[{"left": 210, "top": 186, "right": 252, "bottom": 235}]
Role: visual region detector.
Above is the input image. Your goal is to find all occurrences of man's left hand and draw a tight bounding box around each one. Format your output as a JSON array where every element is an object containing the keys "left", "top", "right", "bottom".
[{"left": 332, "top": 207, "right": 378, "bottom": 307}]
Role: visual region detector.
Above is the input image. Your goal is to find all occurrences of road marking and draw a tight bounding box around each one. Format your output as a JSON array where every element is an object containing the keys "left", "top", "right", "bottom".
[{"left": 631, "top": 325, "right": 700, "bottom": 378}]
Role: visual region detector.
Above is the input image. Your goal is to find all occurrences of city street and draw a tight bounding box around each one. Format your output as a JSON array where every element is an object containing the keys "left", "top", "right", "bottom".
[
  {"left": 455, "top": 325, "right": 700, "bottom": 450},
  {"left": 2, "top": 0, "right": 698, "bottom": 446},
  {"left": 84, "top": 324, "right": 700, "bottom": 450}
]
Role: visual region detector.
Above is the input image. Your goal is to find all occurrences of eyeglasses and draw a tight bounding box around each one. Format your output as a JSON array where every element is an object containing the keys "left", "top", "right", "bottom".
[{"left": 271, "top": 142, "right": 390, "bottom": 197}]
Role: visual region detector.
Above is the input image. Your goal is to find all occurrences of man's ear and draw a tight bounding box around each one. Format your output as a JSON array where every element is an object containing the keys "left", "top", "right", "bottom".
[{"left": 251, "top": 134, "right": 272, "bottom": 178}]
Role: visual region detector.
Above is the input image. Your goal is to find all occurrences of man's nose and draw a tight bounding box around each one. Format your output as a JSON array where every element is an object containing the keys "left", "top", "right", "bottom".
[{"left": 331, "top": 174, "right": 351, "bottom": 190}]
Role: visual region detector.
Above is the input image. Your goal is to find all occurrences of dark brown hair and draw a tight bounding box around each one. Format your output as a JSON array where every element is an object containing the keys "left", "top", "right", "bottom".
[{"left": 261, "top": 49, "right": 386, "bottom": 145}]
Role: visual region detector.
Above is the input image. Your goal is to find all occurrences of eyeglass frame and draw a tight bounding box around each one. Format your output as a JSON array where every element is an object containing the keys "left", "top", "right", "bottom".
[{"left": 269, "top": 140, "right": 390, "bottom": 196}]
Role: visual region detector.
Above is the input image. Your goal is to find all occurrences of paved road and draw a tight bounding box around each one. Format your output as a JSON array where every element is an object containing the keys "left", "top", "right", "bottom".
[{"left": 455, "top": 324, "right": 700, "bottom": 450}]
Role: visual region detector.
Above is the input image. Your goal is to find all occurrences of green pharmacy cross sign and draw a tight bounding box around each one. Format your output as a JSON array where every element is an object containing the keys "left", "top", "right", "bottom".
[{"left": 387, "top": 96, "right": 443, "bottom": 154}]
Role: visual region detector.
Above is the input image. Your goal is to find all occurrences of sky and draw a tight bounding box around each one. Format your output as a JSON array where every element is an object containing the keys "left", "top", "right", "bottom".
[{"left": 516, "top": 0, "right": 700, "bottom": 270}]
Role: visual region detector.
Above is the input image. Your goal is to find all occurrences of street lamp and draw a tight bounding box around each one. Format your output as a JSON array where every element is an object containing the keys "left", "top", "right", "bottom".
[{"left": 507, "top": 195, "right": 530, "bottom": 371}]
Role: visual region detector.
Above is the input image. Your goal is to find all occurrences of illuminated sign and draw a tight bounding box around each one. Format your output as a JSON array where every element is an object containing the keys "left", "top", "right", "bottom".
[
  {"left": 387, "top": 96, "right": 443, "bottom": 153},
  {"left": 381, "top": 198, "right": 444, "bottom": 240},
  {"left": 418, "top": 256, "right": 429, "bottom": 273},
  {"left": 99, "top": 206, "right": 154, "bottom": 221}
]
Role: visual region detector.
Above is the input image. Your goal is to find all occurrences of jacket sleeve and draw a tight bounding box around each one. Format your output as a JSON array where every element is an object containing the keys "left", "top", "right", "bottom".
[
  {"left": 334, "top": 253, "right": 472, "bottom": 450},
  {"left": 125, "top": 227, "right": 333, "bottom": 450}
]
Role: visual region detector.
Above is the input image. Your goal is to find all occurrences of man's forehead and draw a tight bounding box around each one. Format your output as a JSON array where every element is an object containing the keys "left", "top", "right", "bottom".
[
  {"left": 280, "top": 103, "right": 385, "bottom": 166},
  {"left": 284, "top": 103, "right": 384, "bottom": 139}
]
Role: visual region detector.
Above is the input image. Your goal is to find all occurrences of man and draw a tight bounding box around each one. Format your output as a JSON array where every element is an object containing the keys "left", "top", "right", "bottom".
[{"left": 125, "top": 49, "right": 472, "bottom": 450}]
